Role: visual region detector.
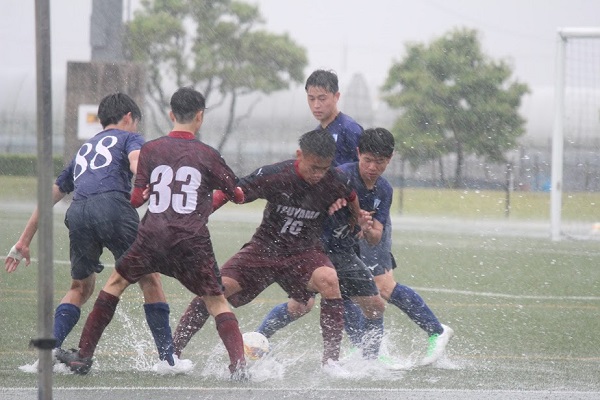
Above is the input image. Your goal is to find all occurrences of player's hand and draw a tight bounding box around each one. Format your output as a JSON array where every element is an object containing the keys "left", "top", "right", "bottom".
[
  {"left": 328, "top": 198, "right": 347, "bottom": 215},
  {"left": 356, "top": 210, "right": 374, "bottom": 237},
  {"left": 142, "top": 184, "right": 150, "bottom": 201},
  {"left": 5, "top": 243, "right": 31, "bottom": 273}
]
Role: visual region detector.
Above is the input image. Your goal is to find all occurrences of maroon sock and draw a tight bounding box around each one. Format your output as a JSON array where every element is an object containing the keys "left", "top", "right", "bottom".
[
  {"left": 215, "top": 312, "right": 245, "bottom": 374},
  {"left": 320, "top": 298, "right": 344, "bottom": 364},
  {"left": 172, "top": 296, "right": 210, "bottom": 357},
  {"left": 79, "top": 290, "right": 119, "bottom": 358}
]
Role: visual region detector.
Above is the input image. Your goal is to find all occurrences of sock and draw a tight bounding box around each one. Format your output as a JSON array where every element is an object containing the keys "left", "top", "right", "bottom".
[
  {"left": 342, "top": 298, "right": 364, "bottom": 348},
  {"left": 144, "top": 302, "right": 175, "bottom": 366},
  {"left": 320, "top": 298, "right": 344, "bottom": 364},
  {"left": 388, "top": 284, "right": 443, "bottom": 336},
  {"left": 256, "top": 302, "right": 297, "bottom": 338},
  {"left": 215, "top": 312, "right": 245, "bottom": 374},
  {"left": 79, "top": 290, "right": 119, "bottom": 358},
  {"left": 53, "top": 303, "right": 81, "bottom": 348},
  {"left": 361, "top": 317, "right": 384, "bottom": 359},
  {"left": 172, "top": 296, "right": 210, "bottom": 357}
]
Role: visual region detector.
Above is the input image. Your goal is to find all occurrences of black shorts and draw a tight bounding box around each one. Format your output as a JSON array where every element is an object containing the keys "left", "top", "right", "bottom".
[
  {"left": 328, "top": 251, "right": 379, "bottom": 298},
  {"left": 65, "top": 192, "right": 139, "bottom": 280}
]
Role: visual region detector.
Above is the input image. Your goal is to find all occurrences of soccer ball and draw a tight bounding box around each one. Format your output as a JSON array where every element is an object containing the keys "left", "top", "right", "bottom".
[{"left": 242, "top": 332, "right": 270, "bottom": 360}]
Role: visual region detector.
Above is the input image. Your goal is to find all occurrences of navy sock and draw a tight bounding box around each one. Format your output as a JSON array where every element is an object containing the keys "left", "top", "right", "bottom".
[
  {"left": 388, "top": 284, "right": 443, "bottom": 336},
  {"left": 144, "top": 302, "right": 175, "bottom": 366},
  {"left": 256, "top": 303, "right": 296, "bottom": 338},
  {"left": 53, "top": 303, "right": 80, "bottom": 348},
  {"left": 361, "top": 316, "right": 384, "bottom": 359},
  {"left": 343, "top": 298, "right": 364, "bottom": 347}
]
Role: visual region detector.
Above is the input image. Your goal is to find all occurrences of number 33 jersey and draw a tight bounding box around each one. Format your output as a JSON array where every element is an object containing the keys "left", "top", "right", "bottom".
[
  {"left": 134, "top": 131, "right": 239, "bottom": 243},
  {"left": 239, "top": 159, "right": 356, "bottom": 256},
  {"left": 56, "top": 129, "right": 144, "bottom": 200}
]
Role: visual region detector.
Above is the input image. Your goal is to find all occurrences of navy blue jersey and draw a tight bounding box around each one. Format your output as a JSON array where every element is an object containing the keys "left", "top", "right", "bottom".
[
  {"left": 55, "top": 129, "right": 144, "bottom": 200},
  {"left": 324, "top": 162, "right": 393, "bottom": 254},
  {"left": 316, "top": 112, "right": 363, "bottom": 166},
  {"left": 239, "top": 159, "right": 355, "bottom": 256}
]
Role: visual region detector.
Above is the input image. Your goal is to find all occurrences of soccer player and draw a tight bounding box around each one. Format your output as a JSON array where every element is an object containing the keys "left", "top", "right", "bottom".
[
  {"left": 57, "top": 87, "right": 248, "bottom": 379},
  {"left": 257, "top": 128, "right": 454, "bottom": 365},
  {"left": 4, "top": 93, "right": 170, "bottom": 368},
  {"left": 306, "top": 69, "right": 364, "bottom": 166},
  {"left": 172, "top": 129, "right": 362, "bottom": 366}
]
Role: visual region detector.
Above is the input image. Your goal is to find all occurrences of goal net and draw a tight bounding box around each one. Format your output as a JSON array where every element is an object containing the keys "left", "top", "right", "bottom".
[{"left": 551, "top": 28, "right": 600, "bottom": 240}]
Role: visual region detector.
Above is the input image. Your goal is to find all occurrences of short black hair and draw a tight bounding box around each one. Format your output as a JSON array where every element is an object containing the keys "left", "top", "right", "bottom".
[
  {"left": 298, "top": 129, "right": 336, "bottom": 159},
  {"left": 97, "top": 93, "right": 142, "bottom": 128},
  {"left": 305, "top": 69, "right": 339, "bottom": 94},
  {"left": 359, "top": 128, "right": 395, "bottom": 158},
  {"left": 170, "top": 86, "right": 206, "bottom": 123}
]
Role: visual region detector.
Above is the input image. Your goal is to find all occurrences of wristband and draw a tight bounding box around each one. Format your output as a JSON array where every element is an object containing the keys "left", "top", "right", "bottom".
[{"left": 7, "top": 245, "right": 23, "bottom": 262}]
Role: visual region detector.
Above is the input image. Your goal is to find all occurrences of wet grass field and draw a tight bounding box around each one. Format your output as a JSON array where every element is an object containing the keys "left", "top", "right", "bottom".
[{"left": 0, "top": 178, "right": 599, "bottom": 399}]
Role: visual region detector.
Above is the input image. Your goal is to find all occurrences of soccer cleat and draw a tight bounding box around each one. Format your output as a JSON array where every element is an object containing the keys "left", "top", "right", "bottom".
[
  {"left": 152, "top": 355, "right": 194, "bottom": 375},
  {"left": 421, "top": 324, "right": 454, "bottom": 366},
  {"left": 230, "top": 363, "right": 250, "bottom": 382},
  {"left": 56, "top": 348, "right": 93, "bottom": 375}
]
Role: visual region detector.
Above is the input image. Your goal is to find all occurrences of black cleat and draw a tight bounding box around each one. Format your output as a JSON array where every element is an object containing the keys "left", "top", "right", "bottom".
[{"left": 56, "top": 348, "right": 93, "bottom": 375}]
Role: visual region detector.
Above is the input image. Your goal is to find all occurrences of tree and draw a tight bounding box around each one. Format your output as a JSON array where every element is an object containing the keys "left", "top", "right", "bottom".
[
  {"left": 124, "top": 0, "right": 307, "bottom": 150},
  {"left": 381, "top": 28, "right": 529, "bottom": 188}
]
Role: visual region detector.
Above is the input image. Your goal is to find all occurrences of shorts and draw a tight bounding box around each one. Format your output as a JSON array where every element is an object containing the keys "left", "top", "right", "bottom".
[
  {"left": 116, "top": 235, "right": 223, "bottom": 297},
  {"left": 328, "top": 251, "right": 379, "bottom": 298},
  {"left": 359, "top": 220, "right": 395, "bottom": 276},
  {"left": 65, "top": 192, "right": 139, "bottom": 280},
  {"left": 221, "top": 242, "right": 334, "bottom": 307}
]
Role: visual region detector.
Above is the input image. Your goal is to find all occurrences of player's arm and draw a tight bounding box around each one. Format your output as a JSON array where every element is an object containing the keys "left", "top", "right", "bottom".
[
  {"left": 129, "top": 148, "right": 147, "bottom": 208},
  {"left": 128, "top": 149, "right": 140, "bottom": 174},
  {"left": 5, "top": 184, "right": 66, "bottom": 272},
  {"left": 212, "top": 187, "right": 245, "bottom": 212}
]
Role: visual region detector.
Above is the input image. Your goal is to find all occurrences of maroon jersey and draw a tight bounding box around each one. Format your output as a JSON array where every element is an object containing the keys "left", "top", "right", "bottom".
[
  {"left": 239, "top": 159, "right": 355, "bottom": 256},
  {"left": 134, "top": 131, "right": 238, "bottom": 246}
]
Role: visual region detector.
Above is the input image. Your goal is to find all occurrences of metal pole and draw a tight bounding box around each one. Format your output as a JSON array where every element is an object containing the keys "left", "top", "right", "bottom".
[
  {"left": 35, "top": 0, "right": 55, "bottom": 398},
  {"left": 550, "top": 31, "right": 566, "bottom": 242}
]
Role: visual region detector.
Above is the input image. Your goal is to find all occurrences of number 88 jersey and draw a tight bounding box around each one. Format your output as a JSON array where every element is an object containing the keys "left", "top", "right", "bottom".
[{"left": 56, "top": 129, "right": 144, "bottom": 200}]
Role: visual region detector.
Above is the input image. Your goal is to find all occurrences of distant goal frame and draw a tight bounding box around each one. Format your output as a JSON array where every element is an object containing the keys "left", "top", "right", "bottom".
[{"left": 550, "top": 27, "right": 600, "bottom": 241}]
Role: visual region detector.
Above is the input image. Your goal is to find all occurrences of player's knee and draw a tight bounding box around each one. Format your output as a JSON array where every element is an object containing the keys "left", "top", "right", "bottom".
[
  {"left": 311, "top": 267, "right": 340, "bottom": 297},
  {"left": 366, "top": 298, "right": 386, "bottom": 318},
  {"left": 69, "top": 276, "right": 96, "bottom": 303},
  {"left": 288, "top": 298, "right": 314, "bottom": 317}
]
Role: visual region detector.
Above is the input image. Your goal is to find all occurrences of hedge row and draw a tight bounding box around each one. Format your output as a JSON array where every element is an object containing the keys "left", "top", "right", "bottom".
[{"left": 0, "top": 154, "right": 65, "bottom": 176}]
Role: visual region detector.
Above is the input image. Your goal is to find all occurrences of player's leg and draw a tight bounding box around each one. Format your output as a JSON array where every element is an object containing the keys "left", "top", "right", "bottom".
[
  {"left": 56, "top": 269, "right": 132, "bottom": 374},
  {"left": 53, "top": 275, "right": 96, "bottom": 349},
  {"left": 172, "top": 254, "right": 251, "bottom": 357},
  {"left": 306, "top": 265, "right": 344, "bottom": 364},
  {"left": 256, "top": 297, "right": 314, "bottom": 338},
  {"left": 54, "top": 202, "right": 104, "bottom": 350},
  {"left": 342, "top": 298, "right": 364, "bottom": 348},
  {"left": 137, "top": 273, "right": 175, "bottom": 366},
  {"left": 376, "top": 270, "right": 443, "bottom": 335},
  {"left": 172, "top": 295, "right": 211, "bottom": 357},
  {"left": 351, "top": 295, "right": 385, "bottom": 359},
  {"left": 375, "top": 270, "right": 453, "bottom": 364},
  {"left": 203, "top": 294, "right": 246, "bottom": 377}
]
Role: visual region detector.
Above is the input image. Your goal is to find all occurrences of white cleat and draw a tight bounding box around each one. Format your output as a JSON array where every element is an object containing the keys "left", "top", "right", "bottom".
[
  {"left": 420, "top": 324, "right": 454, "bottom": 366},
  {"left": 152, "top": 354, "right": 194, "bottom": 375}
]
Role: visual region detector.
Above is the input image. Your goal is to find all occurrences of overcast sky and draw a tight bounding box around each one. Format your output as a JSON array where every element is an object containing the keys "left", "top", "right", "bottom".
[{"left": 1, "top": 0, "right": 599, "bottom": 113}]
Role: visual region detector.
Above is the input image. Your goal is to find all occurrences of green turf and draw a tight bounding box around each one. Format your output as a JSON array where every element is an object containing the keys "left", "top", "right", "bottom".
[{"left": 0, "top": 178, "right": 599, "bottom": 392}]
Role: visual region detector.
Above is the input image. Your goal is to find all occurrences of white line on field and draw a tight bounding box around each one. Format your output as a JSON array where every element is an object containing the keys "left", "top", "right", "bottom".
[
  {"left": 33, "top": 260, "right": 600, "bottom": 301},
  {"left": 412, "top": 286, "right": 600, "bottom": 301}
]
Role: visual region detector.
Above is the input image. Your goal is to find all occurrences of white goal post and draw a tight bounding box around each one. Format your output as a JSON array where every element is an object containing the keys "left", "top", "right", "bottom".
[{"left": 551, "top": 27, "right": 600, "bottom": 241}]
